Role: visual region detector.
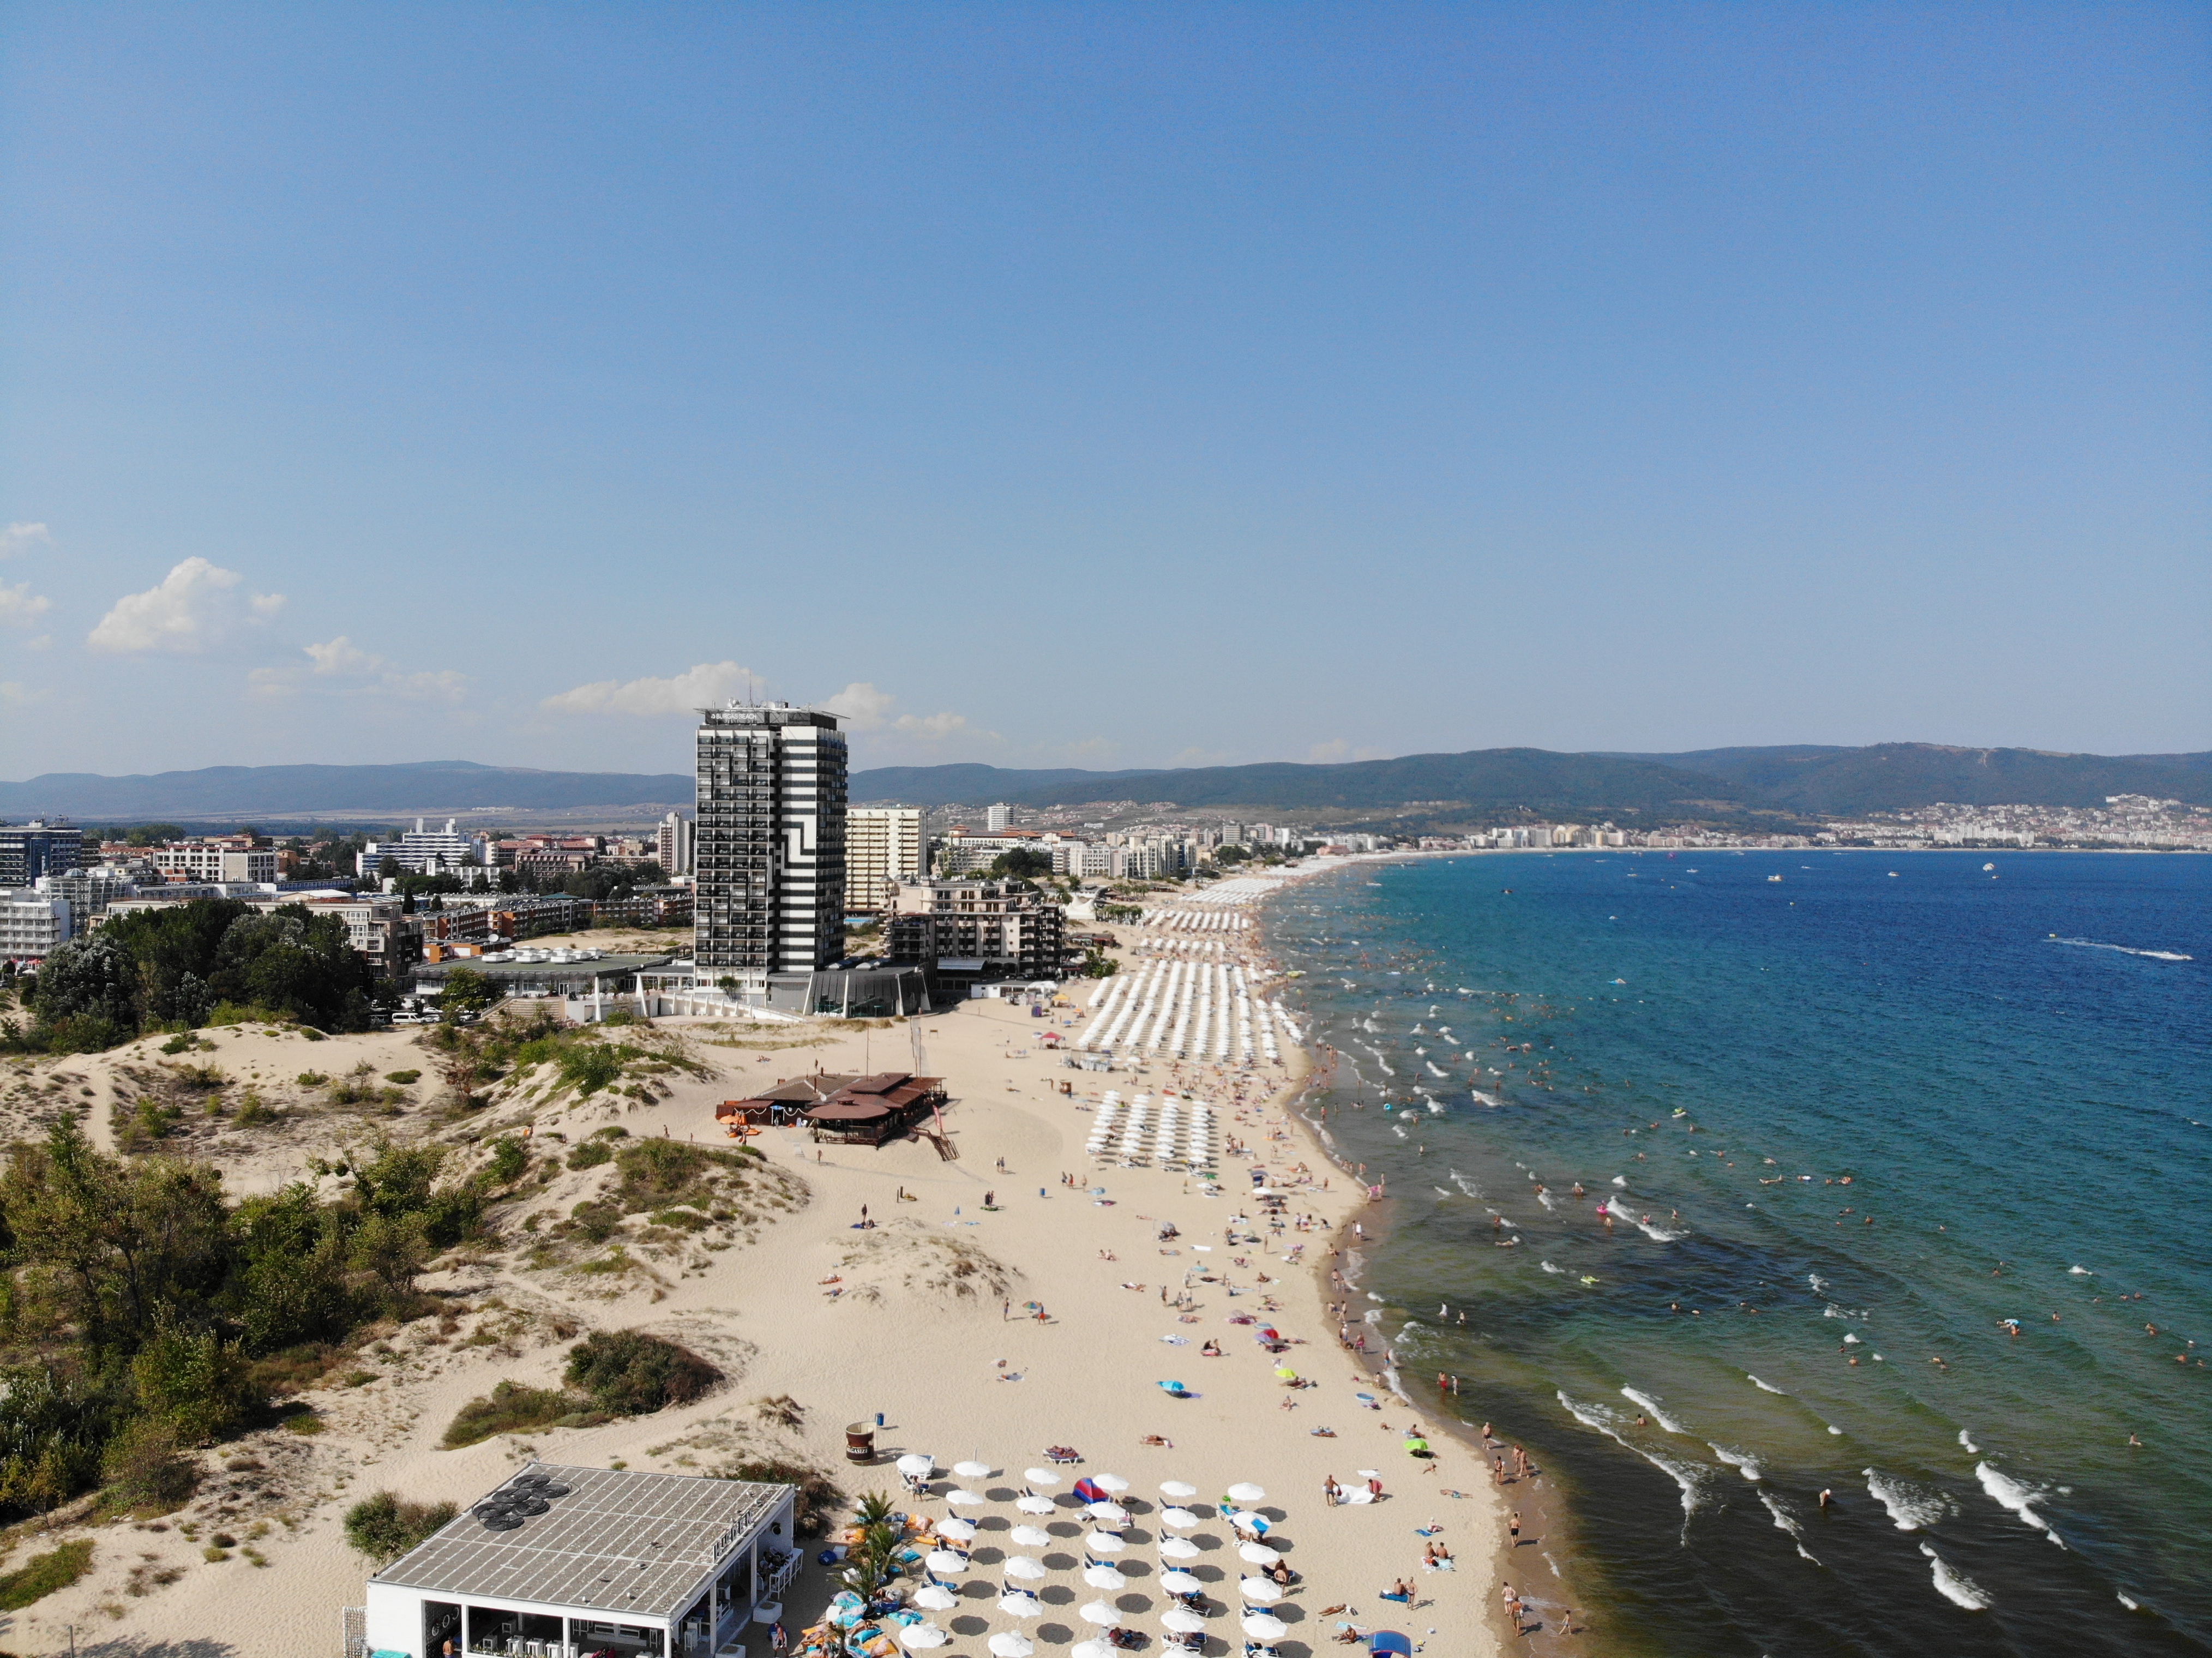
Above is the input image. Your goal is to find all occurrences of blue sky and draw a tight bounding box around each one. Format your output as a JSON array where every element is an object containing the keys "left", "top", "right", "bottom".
[{"left": 3, "top": 2, "right": 2205, "bottom": 780}]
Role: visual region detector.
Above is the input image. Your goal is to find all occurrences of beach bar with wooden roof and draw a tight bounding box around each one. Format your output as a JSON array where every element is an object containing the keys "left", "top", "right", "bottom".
[{"left": 716, "top": 1072, "right": 947, "bottom": 1148}]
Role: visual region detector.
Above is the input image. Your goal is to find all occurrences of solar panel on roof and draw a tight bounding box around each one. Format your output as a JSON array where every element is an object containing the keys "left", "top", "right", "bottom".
[{"left": 378, "top": 1463, "right": 790, "bottom": 1618}]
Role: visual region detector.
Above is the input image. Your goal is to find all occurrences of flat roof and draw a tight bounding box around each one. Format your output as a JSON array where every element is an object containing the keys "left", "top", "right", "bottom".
[
  {"left": 414, "top": 953, "right": 676, "bottom": 981},
  {"left": 373, "top": 1463, "right": 788, "bottom": 1619}
]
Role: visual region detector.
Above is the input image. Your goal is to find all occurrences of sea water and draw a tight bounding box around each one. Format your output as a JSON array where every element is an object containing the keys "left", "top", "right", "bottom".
[{"left": 1269, "top": 850, "right": 2210, "bottom": 1657}]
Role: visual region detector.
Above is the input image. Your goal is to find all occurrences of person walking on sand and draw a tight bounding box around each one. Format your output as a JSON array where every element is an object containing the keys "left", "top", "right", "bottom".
[{"left": 1508, "top": 1511, "right": 1521, "bottom": 1543}]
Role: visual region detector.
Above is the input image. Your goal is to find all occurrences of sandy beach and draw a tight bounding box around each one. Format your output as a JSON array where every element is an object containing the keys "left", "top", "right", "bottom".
[{"left": 0, "top": 889, "right": 1516, "bottom": 1658}]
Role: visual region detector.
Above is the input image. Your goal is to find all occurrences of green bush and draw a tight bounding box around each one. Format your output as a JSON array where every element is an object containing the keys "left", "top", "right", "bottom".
[
  {"left": 485, "top": 1136, "right": 529, "bottom": 1186},
  {"left": 565, "top": 1139, "right": 612, "bottom": 1170},
  {"left": 344, "top": 1491, "right": 459, "bottom": 1561},
  {"left": 564, "top": 1329, "right": 719, "bottom": 1416},
  {"left": 556, "top": 1044, "right": 623, "bottom": 1096},
  {"left": 441, "top": 1381, "right": 576, "bottom": 1447},
  {"left": 384, "top": 1070, "right": 422, "bottom": 1085},
  {"left": 0, "top": 1539, "right": 94, "bottom": 1609},
  {"left": 101, "top": 1418, "right": 197, "bottom": 1511},
  {"left": 131, "top": 1318, "right": 264, "bottom": 1445}
]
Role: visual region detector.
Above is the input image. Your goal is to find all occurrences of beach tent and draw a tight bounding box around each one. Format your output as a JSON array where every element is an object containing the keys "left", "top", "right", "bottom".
[
  {"left": 1072, "top": 1477, "right": 1109, "bottom": 1504},
  {"left": 1370, "top": 1636, "right": 1413, "bottom": 1657}
]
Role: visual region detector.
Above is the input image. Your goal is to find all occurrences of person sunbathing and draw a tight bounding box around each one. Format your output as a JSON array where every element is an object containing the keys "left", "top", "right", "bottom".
[
  {"left": 1201, "top": 1340, "right": 1223, "bottom": 1356},
  {"left": 1139, "top": 1434, "right": 1175, "bottom": 1448}
]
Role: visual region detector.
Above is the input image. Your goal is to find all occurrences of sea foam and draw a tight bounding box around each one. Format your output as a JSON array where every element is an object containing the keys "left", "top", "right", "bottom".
[
  {"left": 1621, "top": 1387, "right": 1691, "bottom": 1434},
  {"left": 1976, "top": 1462, "right": 2065, "bottom": 1547},
  {"left": 1864, "top": 1469, "right": 1950, "bottom": 1530},
  {"left": 1919, "top": 1543, "right": 1992, "bottom": 1610}
]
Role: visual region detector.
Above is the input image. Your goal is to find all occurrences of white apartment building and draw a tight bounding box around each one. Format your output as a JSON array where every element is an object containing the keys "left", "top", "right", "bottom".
[
  {"left": 356, "top": 819, "right": 493, "bottom": 878},
  {"left": 153, "top": 844, "right": 279, "bottom": 884},
  {"left": 0, "top": 892, "right": 71, "bottom": 961},
  {"left": 847, "top": 807, "right": 925, "bottom": 911},
  {"left": 656, "top": 811, "right": 696, "bottom": 878},
  {"left": 985, "top": 802, "right": 1012, "bottom": 832}
]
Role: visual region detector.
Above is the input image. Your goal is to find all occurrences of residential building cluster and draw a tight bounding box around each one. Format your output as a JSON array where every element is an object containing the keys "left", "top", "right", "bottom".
[{"left": 1818, "top": 796, "right": 2212, "bottom": 850}]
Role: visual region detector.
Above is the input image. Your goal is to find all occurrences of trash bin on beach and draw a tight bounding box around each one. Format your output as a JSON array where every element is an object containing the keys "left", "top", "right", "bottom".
[{"left": 846, "top": 1422, "right": 877, "bottom": 1462}]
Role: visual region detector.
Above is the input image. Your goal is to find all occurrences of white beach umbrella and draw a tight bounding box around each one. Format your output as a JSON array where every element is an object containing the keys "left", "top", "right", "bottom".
[
  {"left": 987, "top": 1636, "right": 1035, "bottom": 1658},
  {"left": 1024, "top": 1468, "right": 1062, "bottom": 1488},
  {"left": 1078, "top": 1603, "right": 1120, "bottom": 1628},
  {"left": 1082, "top": 1564, "right": 1129, "bottom": 1590},
  {"left": 1086, "top": 1530, "right": 1127, "bottom": 1554},
  {"left": 1238, "top": 1543, "right": 1281, "bottom": 1566},
  {"left": 1161, "top": 1612, "right": 1207, "bottom": 1636},
  {"left": 1016, "top": 1495, "right": 1057, "bottom": 1515},
  {"left": 1002, "top": 1557, "right": 1048, "bottom": 1582},
  {"left": 1241, "top": 1615, "right": 1288, "bottom": 1641},
  {"left": 925, "top": 1551, "right": 967, "bottom": 1575},
  {"left": 897, "top": 1626, "right": 948, "bottom": 1651},
  {"left": 1086, "top": 1501, "right": 1129, "bottom": 1524},
  {"left": 911, "top": 1587, "right": 959, "bottom": 1612},
  {"left": 1158, "top": 1508, "right": 1200, "bottom": 1530},
  {"left": 954, "top": 1460, "right": 994, "bottom": 1480},
  {"left": 1008, "top": 1525, "right": 1053, "bottom": 1548},
  {"left": 1158, "top": 1481, "right": 1199, "bottom": 1500},
  {"left": 1093, "top": 1474, "right": 1131, "bottom": 1495},
  {"left": 1071, "top": 1643, "right": 1114, "bottom": 1658},
  {"left": 1225, "top": 1483, "right": 1266, "bottom": 1503},
  {"left": 946, "top": 1489, "right": 987, "bottom": 1508},
  {"left": 1225, "top": 1511, "right": 1265, "bottom": 1531},
  {"left": 898, "top": 1454, "right": 937, "bottom": 1477},
  {"left": 1159, "top": 1571, "right": 1203, "bottom": 1594},
  {"left": 936, "top": 1518, "right": 978, "bottom": 1542},
  {"left": 996, "top": 1593, "right": 1042, "bottom": 1620},
  {"left": 1238, "top": 1579, "right": 1283, "bottom": 1605},
  {"left": 1158, "top": 1536, "right": 1201, "bottom": 1560}
]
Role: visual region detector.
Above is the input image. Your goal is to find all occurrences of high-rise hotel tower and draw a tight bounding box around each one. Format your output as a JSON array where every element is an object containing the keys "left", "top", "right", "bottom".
[{"left": 694, "top": 701, "right": 847, "bottom": 987}]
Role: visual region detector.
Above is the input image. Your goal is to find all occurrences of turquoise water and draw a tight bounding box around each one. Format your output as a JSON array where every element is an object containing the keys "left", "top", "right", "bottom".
[{"left": 1267, "top": 850, "right": 2210, "bottom": 1657}]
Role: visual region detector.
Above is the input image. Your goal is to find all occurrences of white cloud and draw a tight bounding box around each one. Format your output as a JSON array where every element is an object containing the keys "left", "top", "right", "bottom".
[
  {"left": 893, "top": 711, "right": 970, "bottom": 741},
  {"left": 544, "top": 660, "right": 760, "bottom": 716},
  {"left": 0, "top": 580, "right": 52, "bottom": 627},
  {"left": 305, "top": 634, "right": 387, "bottom": 676},
  {"left": 1, "top": 681, "right": 49, "bottom": 708},
  {"left": 825, "top": 681, "right": 972, "bottom": 742},
  {"left": 1, "top": 522, "right": 52, "bottom": 560},
  {"left": 1307, "top": 738, "right": 1351, "bottom": 763},
  {"left": 86, "top": 557, "right": 284, "bottom": 654},
  {"left": 387, "top": 669, "right": 470, "bottom": 702},
  {"left": 254, "top": 635, "right": 468, "bottom": 704},
  {"left": 824, "top": 681, "right": 897, "bottom": 731}
]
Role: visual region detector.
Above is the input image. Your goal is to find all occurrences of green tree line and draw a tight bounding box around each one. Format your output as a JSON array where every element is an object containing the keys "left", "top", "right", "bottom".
[
  {"left": 9, "top": 898, "right": 376, "bottom": 1054},
  {"left": 0, "top": 1120, "right": 516, "bottom": 1520}
]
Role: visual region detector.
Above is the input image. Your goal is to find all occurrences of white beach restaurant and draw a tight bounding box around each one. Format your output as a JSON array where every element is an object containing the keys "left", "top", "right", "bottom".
[{"left": 359, "top": 1465, "right": 801, "bottom": 1658}]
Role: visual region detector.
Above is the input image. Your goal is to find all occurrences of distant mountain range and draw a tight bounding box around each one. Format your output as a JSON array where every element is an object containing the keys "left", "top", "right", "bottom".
[
  {"left": 853, "top": 742, "right": 2212, "bottom": 818},
  {"left": 3, "top": 744, "right": 2204, "bottom": 825}
]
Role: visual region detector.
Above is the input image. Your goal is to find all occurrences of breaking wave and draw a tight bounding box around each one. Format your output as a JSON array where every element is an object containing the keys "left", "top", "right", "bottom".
[{"left": 1919, "top": 1543, "right": 1992, "bottom": 1610}]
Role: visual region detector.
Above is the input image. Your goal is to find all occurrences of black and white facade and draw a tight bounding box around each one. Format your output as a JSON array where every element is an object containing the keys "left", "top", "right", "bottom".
[{"left": 694, "top": 702, "right": 846, "bottom": 989}]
